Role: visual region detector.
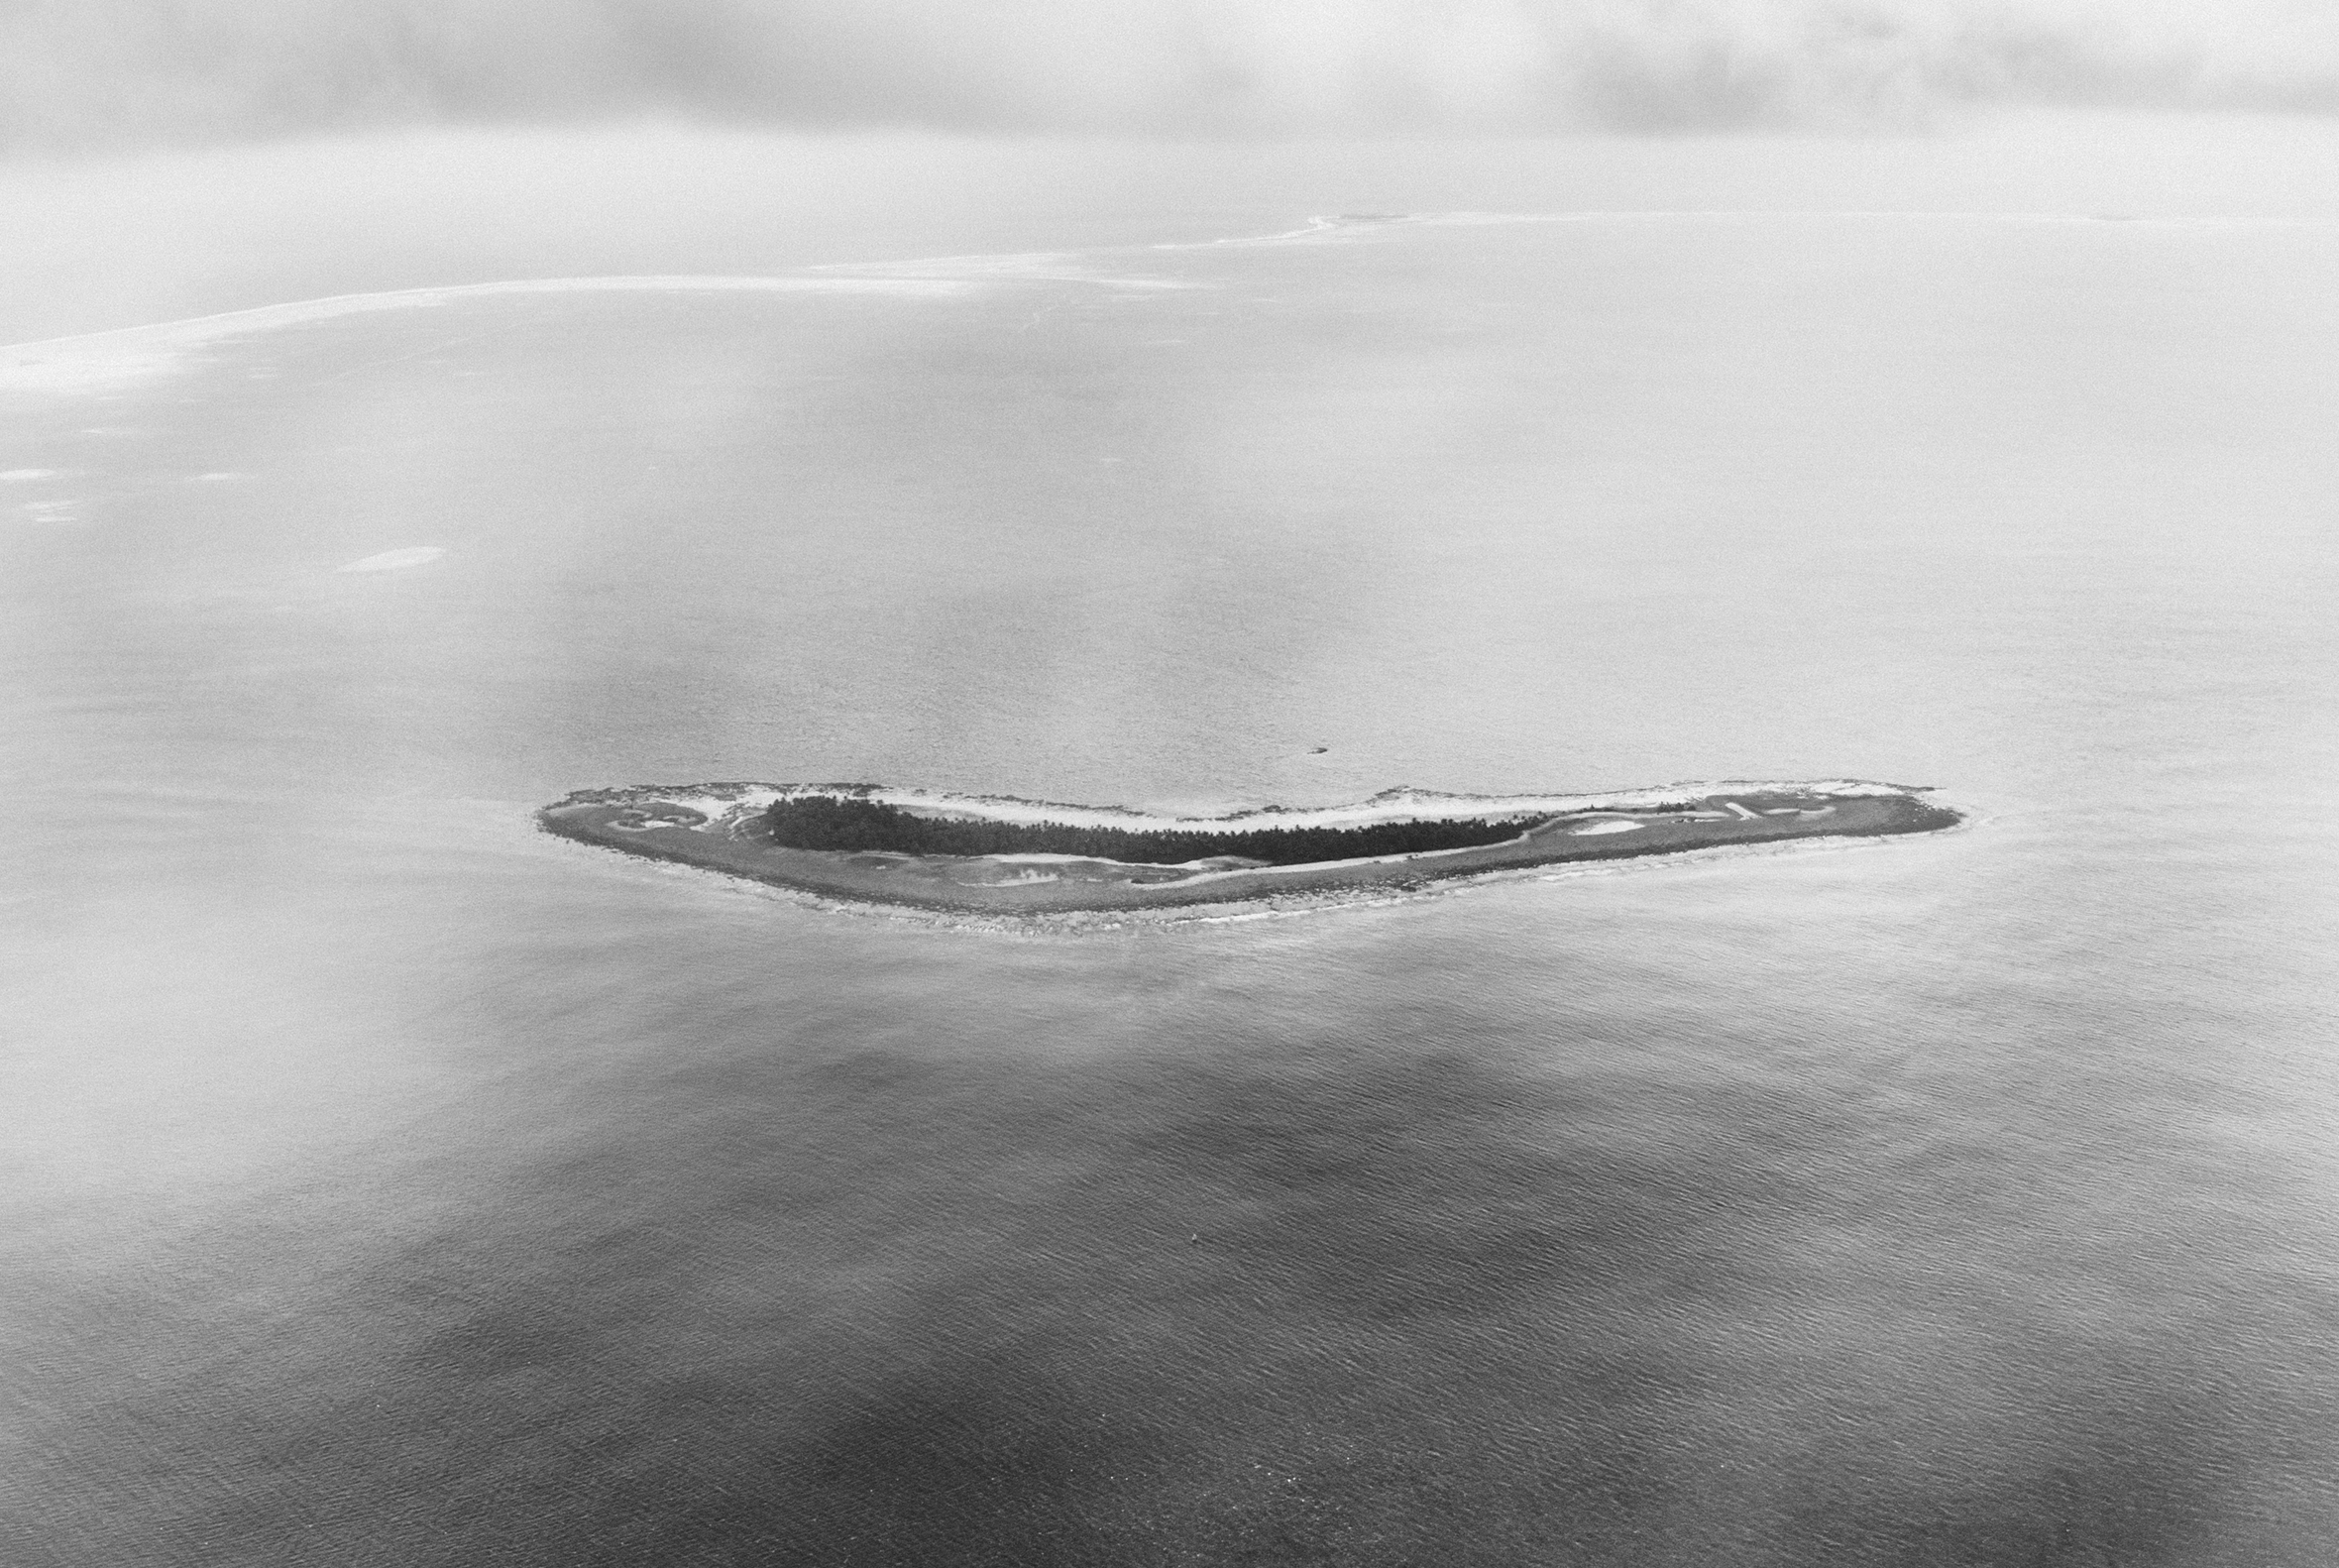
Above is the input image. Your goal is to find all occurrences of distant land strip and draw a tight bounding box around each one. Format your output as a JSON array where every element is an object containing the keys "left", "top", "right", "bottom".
[{"left": 537, "top": 780, "right": 1962, "bottom": 916}]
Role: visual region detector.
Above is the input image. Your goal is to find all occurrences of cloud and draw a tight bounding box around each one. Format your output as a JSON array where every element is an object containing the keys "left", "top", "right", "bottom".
[{"left": 4, "top": 0, "right": 2337, "bottom": 153}]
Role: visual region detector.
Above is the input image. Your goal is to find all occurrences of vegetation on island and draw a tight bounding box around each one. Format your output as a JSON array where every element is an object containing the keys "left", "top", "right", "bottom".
[
  {"left": 763, "top": 794, "right": 1549, "bottom": 866},
  {"left": 1891, "top": 801, "right": 1963, "bottom": 834}
]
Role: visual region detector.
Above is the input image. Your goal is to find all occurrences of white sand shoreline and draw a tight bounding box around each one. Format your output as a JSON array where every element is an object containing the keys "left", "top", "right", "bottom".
[{"left": 612, "top": 778, "right": 1927, "bottom": 840}]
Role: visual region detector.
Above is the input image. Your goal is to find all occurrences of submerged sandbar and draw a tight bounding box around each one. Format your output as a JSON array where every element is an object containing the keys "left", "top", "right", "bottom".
[{"left": 536, "top": 780, "right": 1962, "bottom": 915}]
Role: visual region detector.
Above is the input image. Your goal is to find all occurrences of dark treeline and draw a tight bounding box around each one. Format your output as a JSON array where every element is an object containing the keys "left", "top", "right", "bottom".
[
  {"left": 1900, "top": 801, "right": 1964, "bottom": 834},
  {"left": 764, "top": 795, "right": 1548, "bottom": 866}
]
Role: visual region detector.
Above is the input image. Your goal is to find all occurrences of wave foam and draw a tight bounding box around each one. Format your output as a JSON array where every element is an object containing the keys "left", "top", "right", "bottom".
[
  {"left": 0, "top": 274, "right": 976, "bottom": 396},
  {"left": 337, "top": 546, "right": 445, "bottom": 573}
]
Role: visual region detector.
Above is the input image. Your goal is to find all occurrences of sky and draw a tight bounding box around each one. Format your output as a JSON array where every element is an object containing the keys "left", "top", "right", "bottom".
[{"left": 6, "top": 0, "right": 2339, "bottom": 155}]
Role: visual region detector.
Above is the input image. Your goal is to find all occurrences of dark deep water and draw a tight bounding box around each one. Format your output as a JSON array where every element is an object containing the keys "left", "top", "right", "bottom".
[{"left": 6, "top": 131, "right": 2339, "bottom": 1565}]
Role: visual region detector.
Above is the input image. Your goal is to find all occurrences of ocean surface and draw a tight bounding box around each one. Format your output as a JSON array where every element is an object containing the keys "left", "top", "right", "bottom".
[{"left": 7, "top": 133, "right": 2339, "bottom": 1564}]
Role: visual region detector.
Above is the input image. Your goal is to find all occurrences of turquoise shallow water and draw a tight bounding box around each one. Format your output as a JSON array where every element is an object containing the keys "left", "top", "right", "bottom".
[{"left": 6, "top": 201, "right": 2339, "bottom": 1564}]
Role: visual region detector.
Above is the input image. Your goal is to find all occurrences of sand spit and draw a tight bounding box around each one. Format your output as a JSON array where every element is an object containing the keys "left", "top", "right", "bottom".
[
  {"left": 555, "top": 810, "right": 1969, "bottom": 940},
  {"left": 538, "top": 780, "right": 1960, "bottom": 920},
  {"left": 545, "top": 778, "right": 1922, "bottom": 837}
]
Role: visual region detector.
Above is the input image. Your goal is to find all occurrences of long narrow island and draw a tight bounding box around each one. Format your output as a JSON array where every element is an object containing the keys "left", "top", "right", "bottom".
[{"left": 537, "top": 780, "right": 1961, "bottom": 916}]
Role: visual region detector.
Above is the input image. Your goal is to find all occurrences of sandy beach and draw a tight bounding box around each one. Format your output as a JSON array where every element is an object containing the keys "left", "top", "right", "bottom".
[{"left": 538, "top": 781, "right": 1962, "bottom": 917}]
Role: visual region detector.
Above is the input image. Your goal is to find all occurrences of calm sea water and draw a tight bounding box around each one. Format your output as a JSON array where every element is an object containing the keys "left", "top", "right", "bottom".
[{"left": 7, "top": 151, "right": 2339, "bottom": 1565}]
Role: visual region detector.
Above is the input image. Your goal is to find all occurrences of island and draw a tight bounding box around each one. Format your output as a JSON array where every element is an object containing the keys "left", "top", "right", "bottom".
[{"left": 536, "top": 780, "right": 1961, "bottom": 916}]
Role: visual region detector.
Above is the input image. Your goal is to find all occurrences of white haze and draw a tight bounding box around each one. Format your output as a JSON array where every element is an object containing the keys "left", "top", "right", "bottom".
[
  {"left": 5, "top": 0, "right": 2339, "bottom": 154},
  {"left": 7, "top": 114, "right": 2339, "bottom": 349}
]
